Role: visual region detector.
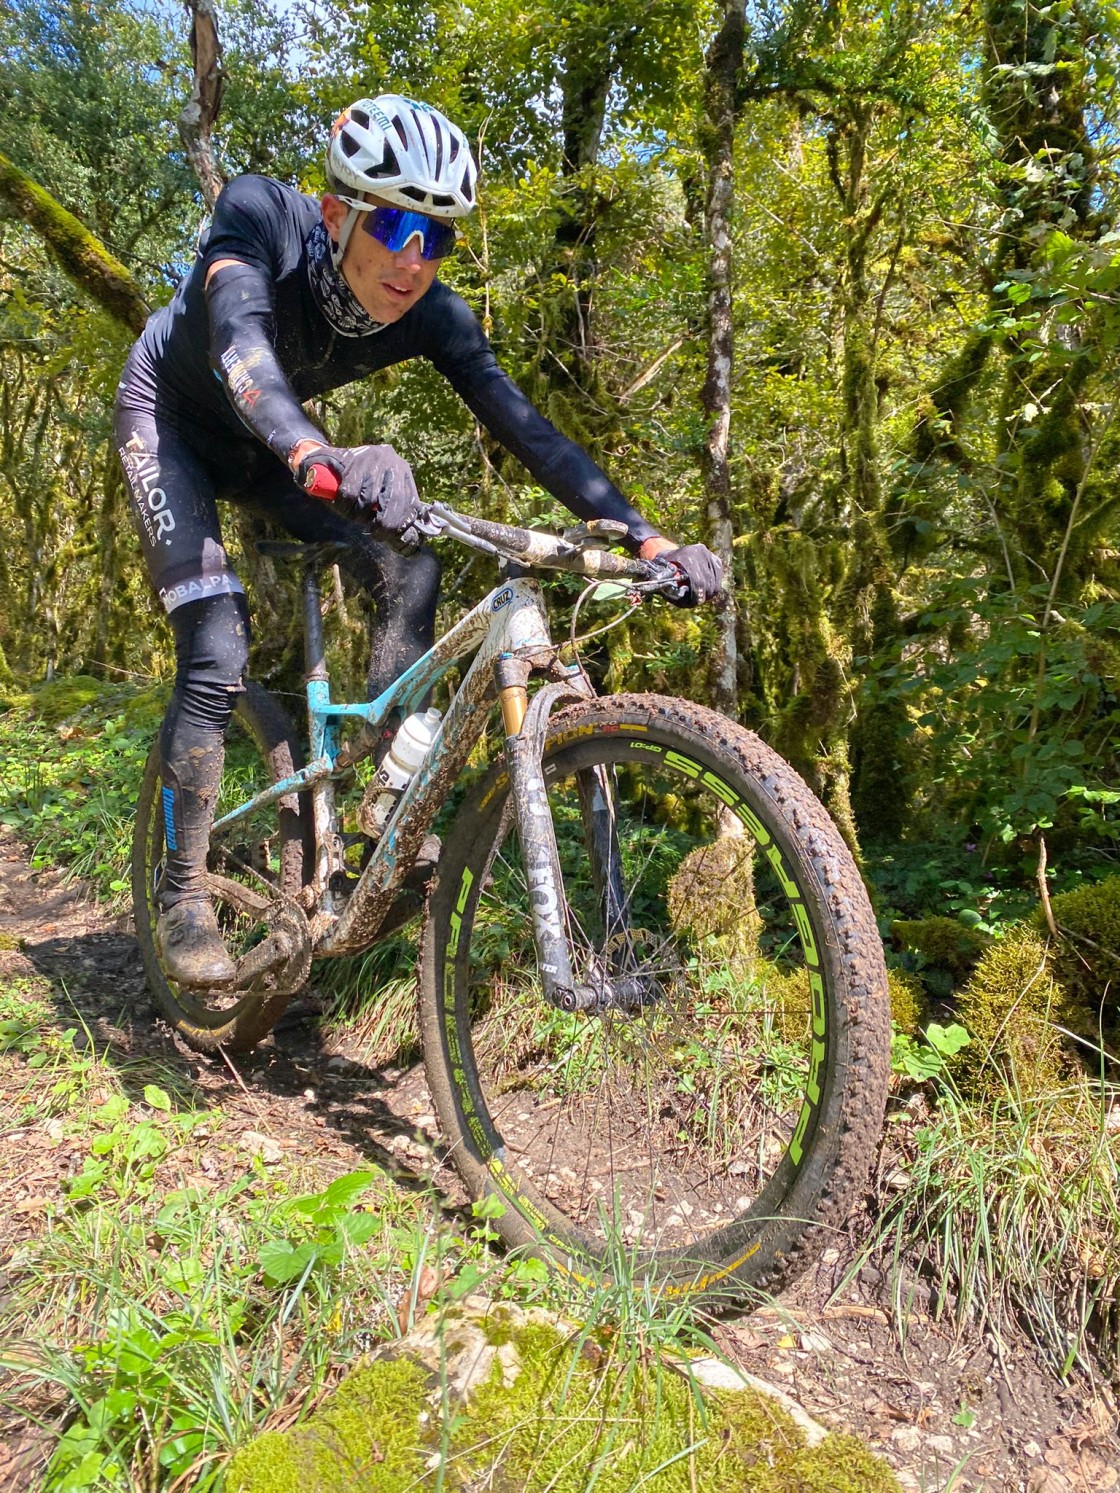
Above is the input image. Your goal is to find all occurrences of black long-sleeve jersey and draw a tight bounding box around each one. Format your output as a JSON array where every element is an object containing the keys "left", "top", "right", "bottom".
[{"left": 125, "top": 174, "right": 656, "bottom": 549}]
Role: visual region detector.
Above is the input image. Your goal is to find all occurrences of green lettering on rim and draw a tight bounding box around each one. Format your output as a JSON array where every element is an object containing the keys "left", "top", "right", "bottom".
[
  {"left": 789, "top": 1100, "right": 812, "bottom": 1165},
  {"left": 665, "top": 750, "right": 700, "bottom": 778}
]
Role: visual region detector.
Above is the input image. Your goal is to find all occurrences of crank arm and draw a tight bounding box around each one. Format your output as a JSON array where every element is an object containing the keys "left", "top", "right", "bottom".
[
  {"left": 233, "top": 930, "right": 294, "bottom": 988},
  {"left": 206, "top": 871, "right": 273, "bottom": 916}
]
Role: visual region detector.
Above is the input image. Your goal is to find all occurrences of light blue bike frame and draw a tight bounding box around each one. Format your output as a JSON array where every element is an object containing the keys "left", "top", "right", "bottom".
[{"left": 210, "top": 567, "right": 577, "bottom": 960}]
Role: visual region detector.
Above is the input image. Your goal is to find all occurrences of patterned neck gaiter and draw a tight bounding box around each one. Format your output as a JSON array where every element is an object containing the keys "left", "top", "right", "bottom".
[{"left": 305, "top": 220, "right": 386, "bottom": 339}]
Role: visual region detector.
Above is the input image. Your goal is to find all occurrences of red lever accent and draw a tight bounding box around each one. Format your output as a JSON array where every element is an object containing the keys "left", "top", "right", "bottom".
[{"left": 303, "top": 463, "right": 339, "bottom": 500}]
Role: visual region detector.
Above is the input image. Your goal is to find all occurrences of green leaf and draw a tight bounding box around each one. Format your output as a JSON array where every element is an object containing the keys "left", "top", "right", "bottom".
[
  {"left": 143, "top": 1084, "right": 172, "bottom": 1112},
  {"left": 925, "top": 1022, "right": 970, "bottom": 1057},
  {"left": 258, "top": 1239, "right": 318, "bottom": 1283},
  {"left": 471, "top": 1194, "right": 507, "bottom": 1221}
]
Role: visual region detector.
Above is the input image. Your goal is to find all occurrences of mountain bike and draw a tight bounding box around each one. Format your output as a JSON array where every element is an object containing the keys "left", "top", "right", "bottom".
[{"left": 132, "top": 506, "right": 890, "bottom": 1300}]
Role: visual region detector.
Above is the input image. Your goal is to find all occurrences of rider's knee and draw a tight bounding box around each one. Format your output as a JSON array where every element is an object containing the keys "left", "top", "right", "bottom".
[{"left": 170, "top": 590, "right": 252, "bottom": 691}]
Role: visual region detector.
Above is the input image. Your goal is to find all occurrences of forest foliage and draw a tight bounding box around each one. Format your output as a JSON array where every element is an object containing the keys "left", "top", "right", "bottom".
[{"left": 1, "top": 0, "right": 1118, "bottom": 915}]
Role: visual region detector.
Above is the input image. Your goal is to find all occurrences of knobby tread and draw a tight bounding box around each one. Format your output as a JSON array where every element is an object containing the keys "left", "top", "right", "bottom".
[{"left": 421, "top": 691, "right": 891, "bottom": 1304}]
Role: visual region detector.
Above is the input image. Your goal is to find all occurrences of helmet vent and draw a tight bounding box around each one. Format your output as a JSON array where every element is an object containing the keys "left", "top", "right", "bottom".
[{"left": 326, "top": 95, "right": 478, "bottom": 219}]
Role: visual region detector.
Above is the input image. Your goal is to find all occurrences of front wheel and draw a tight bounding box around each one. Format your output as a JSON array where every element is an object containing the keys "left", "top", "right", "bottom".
[
  {"left": 420, "top": 693, "right": 890, "bottom": 1304},
  {"left": 132, "top": 682, "right": 314, "bottom": 1053}
]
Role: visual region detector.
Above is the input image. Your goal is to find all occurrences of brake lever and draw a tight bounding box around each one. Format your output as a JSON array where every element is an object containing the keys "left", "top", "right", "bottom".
[
  {"left": 645, "top": 556, "right": 689, "bottom": 603},
  {"left": 412, "top": 505, "right": 446, "bottom": 540}
]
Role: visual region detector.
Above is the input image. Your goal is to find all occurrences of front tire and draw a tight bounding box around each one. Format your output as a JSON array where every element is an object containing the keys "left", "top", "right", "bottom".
[
  {"left": 132, "top": 682, "right": 313, "bottom": 1052},
  {"left": 420, "top": 693, "right": 890, "bottom": 1304}
]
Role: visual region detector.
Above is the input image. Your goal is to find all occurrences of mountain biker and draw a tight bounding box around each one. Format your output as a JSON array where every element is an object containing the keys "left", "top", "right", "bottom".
[{"left": 114, "top": 94, "right": 723, "bottom": 989}]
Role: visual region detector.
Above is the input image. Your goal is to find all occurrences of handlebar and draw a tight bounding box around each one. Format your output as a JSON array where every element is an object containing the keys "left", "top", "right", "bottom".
[
  {"left": 300, "top": 461, "right": 687, "bottom": 600},
  {"left": 425, "top": 504, "right": 687, "bottom": 599}
]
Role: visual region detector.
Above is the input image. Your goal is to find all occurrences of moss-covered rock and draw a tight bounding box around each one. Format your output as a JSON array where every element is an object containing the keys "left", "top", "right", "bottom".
[
  {"left": 668, "top": 833, "right": 761, "bottom": 953},
  {"left": 954, "top": 930, "right": 1072, "bottom": 1094},
  {"left": 27, "top": 675, "right": 107, "bottom": 725},
  {"left": 225, "top": 1358, "right": 432, "bottom": 1492},
  {"left": 891, "top": 916, "right": 990, "bottom": 980},
  {"left": 226, "top": 1303, "right": 901, "bottom": 1493},
  {"left": 887, "top": 968, "right": 926, "bottom": 1034},
  {"left": 1034, "top": 875, "right": 1120, "bottom": 1013}
]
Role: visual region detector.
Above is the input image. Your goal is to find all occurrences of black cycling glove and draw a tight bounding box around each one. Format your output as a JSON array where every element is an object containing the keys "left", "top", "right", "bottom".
[
  {"left": 296, "top": 444, "right": 423, "bottom": 543},
  {"left": 661, "top": 543, "right": 724, "bottom": 607}
]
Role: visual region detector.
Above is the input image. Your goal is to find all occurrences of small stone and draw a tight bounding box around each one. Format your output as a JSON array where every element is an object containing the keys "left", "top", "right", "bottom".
[
  {"left": 240, "top": 1130, "right": 283, "bottom": 1164},
  {"left": 821, "top": 1248, "right": 840, "bottom": 1264},
  {"left": 926, "top": 1434, "right": 955, "bottom": 1455},
  {"left": 302, "top": 1088, "right": 316, "bottom": 1102},
  {"left": 799, "top": 1329, "right": 832, "bottom": 1354},
  {"left": 1024, "top": 1441, "right": 1043, "bottom": 1458},
  {"left": 891, "top": 1426, "right": 922, "bottom": 1454}
]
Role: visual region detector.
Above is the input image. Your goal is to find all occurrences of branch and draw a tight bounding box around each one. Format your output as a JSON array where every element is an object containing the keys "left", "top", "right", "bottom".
[
  {"left": 617, "top": 337, "right": 688, "bottom": 404},
  {"left": 179, "top": 0, "right": 226, "bottom": 211},
  {"left": 0, "top": 152, "right": 150, "bottom": 334}
]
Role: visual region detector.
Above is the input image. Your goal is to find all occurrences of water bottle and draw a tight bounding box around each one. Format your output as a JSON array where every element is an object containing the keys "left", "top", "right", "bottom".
[{"left": 358, "top": 708, "right": 442, "bottom": 838}]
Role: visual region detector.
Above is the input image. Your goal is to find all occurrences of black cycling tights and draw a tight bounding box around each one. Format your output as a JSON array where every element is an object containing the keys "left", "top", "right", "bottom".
[{"left": 115, "top": 396, "right": 440, "bottom": 906}]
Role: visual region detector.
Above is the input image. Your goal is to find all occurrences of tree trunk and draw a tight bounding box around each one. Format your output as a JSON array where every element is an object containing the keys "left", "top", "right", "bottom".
[
  {"left": 699, "top": 0, "right": 745, "bottom": 718},
  {"left": 179, "top": 0, "right": 226, "bottom": 212},
  {"left": 0, "top": 153, "right": 150, "bottom": 334}
]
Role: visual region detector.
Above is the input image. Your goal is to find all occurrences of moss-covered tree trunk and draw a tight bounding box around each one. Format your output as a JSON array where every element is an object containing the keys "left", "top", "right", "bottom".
[
  {"left": 983, "top": 0, "right": 1101, "bottom": 591},
  {"left": 0, "top": 153, "right": 150, "bottom": 335},
  {"left": 698, "top": 0, "right": 745, "bottom": 718}
]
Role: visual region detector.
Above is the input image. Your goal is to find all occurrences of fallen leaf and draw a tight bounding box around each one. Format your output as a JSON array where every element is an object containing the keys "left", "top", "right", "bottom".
[{"left": 1027, "top": 1470, "right": 1070, "bottom": 1493}]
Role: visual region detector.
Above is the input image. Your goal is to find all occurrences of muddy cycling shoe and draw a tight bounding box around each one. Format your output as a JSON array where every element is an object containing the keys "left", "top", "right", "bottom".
[{"left": 156, "top": 900, "right": 237, "bottom": 988}]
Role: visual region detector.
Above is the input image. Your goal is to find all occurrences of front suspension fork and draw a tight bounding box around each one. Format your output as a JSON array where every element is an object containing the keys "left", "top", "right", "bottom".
[{"left": 499, "top": 659, "right": 635, "bottom": 1014}]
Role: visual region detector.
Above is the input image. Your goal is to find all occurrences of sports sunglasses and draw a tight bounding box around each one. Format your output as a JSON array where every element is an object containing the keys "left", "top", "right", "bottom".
[{"left": 359, "top": 204, "right": 458, "bottom": 260}]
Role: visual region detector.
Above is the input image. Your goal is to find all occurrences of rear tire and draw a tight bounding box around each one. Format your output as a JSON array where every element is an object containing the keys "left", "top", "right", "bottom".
[
  {"left": 132, "top": 682, "right": 313, "bottom": 1052},
  {"left": 420, "top": 693, "right": 890, "bottom": 1304}
]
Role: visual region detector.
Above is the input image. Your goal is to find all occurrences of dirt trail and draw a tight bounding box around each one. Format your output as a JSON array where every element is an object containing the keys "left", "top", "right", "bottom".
[{"left": 1, "top": 828, "right": 1117, "bottom": 1493}]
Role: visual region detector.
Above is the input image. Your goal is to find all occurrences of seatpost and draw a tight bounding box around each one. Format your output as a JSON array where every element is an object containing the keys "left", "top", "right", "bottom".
[{"left": 302, "top": 561, "right": 327, "bottom": 682}]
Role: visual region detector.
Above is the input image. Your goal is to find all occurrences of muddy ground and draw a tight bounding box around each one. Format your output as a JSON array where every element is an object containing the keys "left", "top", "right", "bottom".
[{"left": 1, "top": 828, "right": 1118, "bottom": 1492}]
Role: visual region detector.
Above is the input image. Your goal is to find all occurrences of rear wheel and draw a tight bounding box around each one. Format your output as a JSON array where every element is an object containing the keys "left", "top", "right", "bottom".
[
  {"left": 420, "top": 693, "right": 890, "bottom": 1303},
  {"left": 132, "top": 682, "right": 314, "bottom": 1052}
]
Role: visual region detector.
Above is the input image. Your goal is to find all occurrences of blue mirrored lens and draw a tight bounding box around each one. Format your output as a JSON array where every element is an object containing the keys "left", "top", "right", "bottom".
[{"left": 362, "top": 207, "right": 457, "bottom": 260}]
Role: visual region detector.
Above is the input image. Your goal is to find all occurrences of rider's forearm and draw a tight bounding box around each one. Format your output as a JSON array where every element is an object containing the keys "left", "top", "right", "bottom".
[
  {"left": 459, "top": 371, "right": 660, "bottom": 552},
  {"left": 205, "top": 262, "right": 325, "bottom": 465}
]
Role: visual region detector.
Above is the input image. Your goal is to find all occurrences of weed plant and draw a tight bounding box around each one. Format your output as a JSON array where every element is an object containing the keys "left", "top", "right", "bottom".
[
  {"left": 867, "top": 1055, "right": 1120, "bottom": 1380},
  {"left": 0, "top": 679, "right": 160, "bottom": 903}
]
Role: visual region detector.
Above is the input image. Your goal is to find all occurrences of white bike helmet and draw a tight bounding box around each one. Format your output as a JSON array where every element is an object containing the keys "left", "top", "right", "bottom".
[{"left": 325, "top": 95, "right": 477, "bottom": 264}]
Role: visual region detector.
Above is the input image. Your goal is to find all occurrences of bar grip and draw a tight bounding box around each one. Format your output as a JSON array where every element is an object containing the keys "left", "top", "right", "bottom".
[{"left": 302, "top": 463, "right": 340, "bottom": 500}]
